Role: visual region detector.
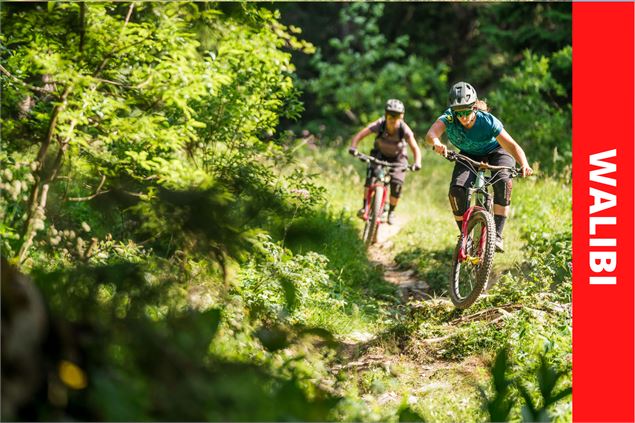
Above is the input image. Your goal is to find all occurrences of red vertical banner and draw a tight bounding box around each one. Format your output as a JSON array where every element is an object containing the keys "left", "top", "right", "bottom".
[{"left": 573, "top": 2, "right": 634, "bottom": 422}]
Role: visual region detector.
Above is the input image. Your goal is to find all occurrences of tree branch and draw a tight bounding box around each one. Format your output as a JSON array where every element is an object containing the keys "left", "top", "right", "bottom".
[
  {"left": 0, "top": 64, "right": 58, "bottom": 96},
  {"left": 18, "top": 184, "right": 50, "bottom": 263},
  {"left": 67, "top": 175, "right": 108, "bottom": 202},
  {"left": 93, "top": 77, "right": 131, "bottom": 88},
  {"left": 17, "top": 85, "right": 73, "bottom": 263},
  {"left": 449, "top": 304, "right": 523, "bottom": 325},
  {"left": 121, "top": 3, "right": 135, "bottom": 35}
]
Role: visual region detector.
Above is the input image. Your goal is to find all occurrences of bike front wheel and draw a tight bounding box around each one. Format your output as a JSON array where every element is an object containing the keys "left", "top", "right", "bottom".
[
  {"left": 449, "top": 209, "right": 496, "bottom": 308},
  {"left": 362, "top": 186, "right": 384, "bottom": 249}
]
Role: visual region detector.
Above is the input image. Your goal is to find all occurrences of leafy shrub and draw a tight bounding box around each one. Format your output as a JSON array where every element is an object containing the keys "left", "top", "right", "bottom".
[
  {"left": 1, "top": 2, "right": 315, "bottom": 266},
  {"left": 1, "top": 259, "right": 339, "bottom": 421},
  {"left": 306, "top": 3, "right": 448, "bottom": 134},
  {"left": 487, "top": 47, "right": 572, "bottom": 174},
  {"left": 483, "top": 348, "right": 571, "bottom": 422},
  {"left": 239, "top": 238, "right": 341, "bottom": 325}
]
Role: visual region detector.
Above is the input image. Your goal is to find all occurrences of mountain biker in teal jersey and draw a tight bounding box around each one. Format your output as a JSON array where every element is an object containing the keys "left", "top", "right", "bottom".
[
  {"left": 348, "top": 99, "right": 422, "bottom": 225},
  {"left": 424, "top": 82, "right": 533, "bottom": 252}
]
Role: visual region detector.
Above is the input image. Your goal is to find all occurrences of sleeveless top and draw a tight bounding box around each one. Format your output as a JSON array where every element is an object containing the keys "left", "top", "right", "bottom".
[{"left": 367, "top": 117, "right": 413, "bottom": 158}]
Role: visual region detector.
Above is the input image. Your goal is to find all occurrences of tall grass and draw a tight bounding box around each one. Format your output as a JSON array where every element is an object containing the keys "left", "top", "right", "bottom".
[{"left": 291, "top": 141, "right": 571, "bottom": 422}]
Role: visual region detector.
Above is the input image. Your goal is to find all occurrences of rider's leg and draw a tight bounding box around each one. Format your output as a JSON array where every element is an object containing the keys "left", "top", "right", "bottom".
[
  {"left": 389, "top": 195, "right": 399, "bottom": 211},
  {"left": 385, "top": 157, "right": 406, "bottom": 224},
  {"left": 493, "top": 203, "right": 510, "bottom": 231},
  {"left": 449, "top": 185, "right": 470, "bottom": 231},
  {"left": 489, "top": 148, "right": 515, "bottom": 251},
  {"left": 492, "top": 180, "right": 512, "bottom": 252},
  {"left": 489, "top": 148, "right": 515, "bottom": 237},
  {"left": 449, "top": 160, "right": 475, "bottom": 232},
  {"left": 389, "top": 180, "right": 403, "bottom": 208},
  {"left": 358, "top": 170, "right": 373, "bottom": 218},
  {"left": 360, "top": 149, "right": 382, "bottom": 216},
  {"left": 387, "top": 180, "right": 403, "bottom": 224}
]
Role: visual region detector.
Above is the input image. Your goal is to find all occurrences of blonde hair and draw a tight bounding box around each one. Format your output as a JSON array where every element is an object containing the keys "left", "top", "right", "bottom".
[{"left": 474, "top": 99, "right": 489, "bottom": 112}]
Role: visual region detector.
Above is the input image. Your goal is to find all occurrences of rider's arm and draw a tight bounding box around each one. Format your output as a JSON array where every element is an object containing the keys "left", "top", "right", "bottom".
[
  {"left": 405, "top": 132, "right": 422, "bottom": 168},
  {"left": 425, "top": 120, "right": 448, "bottom": 155},
  {"left": 350, "top": 127, "right": 373, "bottom": 149},
  {"left": 495, "top": 129, "right": 533, "bottom": 177}
]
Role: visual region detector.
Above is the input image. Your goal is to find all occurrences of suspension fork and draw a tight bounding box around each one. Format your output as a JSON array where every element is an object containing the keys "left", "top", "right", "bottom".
[
  {"left": 458, "top": 205, "right": 488, "bottom": 262},
  {"left": 363, "top": 182, "right": 388, "bottom": 221}
]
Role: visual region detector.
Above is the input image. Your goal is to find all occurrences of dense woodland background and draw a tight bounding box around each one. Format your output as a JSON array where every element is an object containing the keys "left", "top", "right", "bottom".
[{"left": 1, "top": 3, "right": 571, "bottom": 422}]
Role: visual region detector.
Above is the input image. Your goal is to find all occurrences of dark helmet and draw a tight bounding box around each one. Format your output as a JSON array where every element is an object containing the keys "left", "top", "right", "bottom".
[
  {"left": 448, "top": 82, "right": 477, "bottom": 108},
  {"left": 385, "top": 99, "right": 405, "bottom": 114}
]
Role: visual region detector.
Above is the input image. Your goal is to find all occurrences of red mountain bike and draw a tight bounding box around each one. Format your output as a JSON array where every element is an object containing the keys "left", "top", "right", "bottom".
[
  {"left": 353, "top": 152, "right": 415, "bottom": 248},
  {"left": 444, "top": 151, "right": 519, "bottom": 308}
]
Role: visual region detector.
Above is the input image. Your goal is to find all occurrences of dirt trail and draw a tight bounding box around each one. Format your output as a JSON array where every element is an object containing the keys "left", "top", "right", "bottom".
[
  {"left": 367, "top": 215, "right": 431, "bottom": 300},
  {"left": 337, "top": 215, "right": 434, "bottom": 350},
  {"left": 330, "top": 216, "right": 488, "bottom": 409}
]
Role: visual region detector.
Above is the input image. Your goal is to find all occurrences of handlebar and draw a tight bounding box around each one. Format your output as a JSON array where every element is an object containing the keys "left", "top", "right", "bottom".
[
  {"left": 444, "top": 150, "right": 519, "bottom": 177},
  {"left": 353, "top": 152, "right": 417, "bottom": 171}
]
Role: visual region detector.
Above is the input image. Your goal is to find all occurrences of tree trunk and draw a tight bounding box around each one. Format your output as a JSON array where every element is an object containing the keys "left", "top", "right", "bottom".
[{"left": 17, "top": 85, "right": 72, "bottom": 264}]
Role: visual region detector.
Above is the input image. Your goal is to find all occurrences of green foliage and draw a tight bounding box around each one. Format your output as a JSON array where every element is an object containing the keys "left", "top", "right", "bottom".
[
  {"left": 398, "top": 402, "right": 427, "bottom": 423},
  {"left": 2, "top": 3, "right": 573, "bottom": 422},
  {"left": 19, "top": 260, "right": 339, "bottom": 421},
  {"left": 517, "top": 355, "right": 572, "bottom": 422},
  {"left": 239, "top": 238, "right": 336, "bottom": 325},
  {"left": 1, "top": 4, "right": 342, "bottom": 421},
  {"left": 1, "top": 2, "right": 315, "bottom": 263},
  {"left": 280, "top": 3, "right": 570, "bottom": 113},
  {"left": 131, "top": 182, "right": 257, "bottom": 263},
  {"left": 306, "top": 3, "right": 448, "bottom": 132},
  {"left": 464, "top": 3, "right": 571, "bottom": 87},
  {"left": 488, "top": 47, "right": 572, "bottom": 174},
  {"left": 484, "top": 349, "right": 515, "bottom": 422},
  {"left": 284, "top": 210, "right": 388, "bottom": 295},
  {"left": 482, "top": 348, "right": 571, "bottom": 423},
  {"left": 0, "top": 157, "right": 36, "bottom": 256}
]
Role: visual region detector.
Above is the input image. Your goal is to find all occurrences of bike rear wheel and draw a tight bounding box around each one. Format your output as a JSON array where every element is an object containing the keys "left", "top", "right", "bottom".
[
  {"left": 449, "top": 210, "right": 496, "bottom": 308},
  {"left": 362, "top": 186, "right": 383, "bottom": 249}
]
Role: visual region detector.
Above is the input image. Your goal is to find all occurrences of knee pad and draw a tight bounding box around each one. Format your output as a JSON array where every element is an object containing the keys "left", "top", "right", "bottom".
[
  {"left": 494, "top": 178, "right": 513, "bottom": 206},
  {"left": 390, "top": 180, "right": 403, "bottom": 198},
  {"left": 449, "top": 185, "right": 469, "bottom": 216}
]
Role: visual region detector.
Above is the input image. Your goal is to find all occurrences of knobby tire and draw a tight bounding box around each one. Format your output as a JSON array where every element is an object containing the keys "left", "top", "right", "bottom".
[
  {"left": 363, "top": 186, "right": 383, "bottom": 249},
  {"left": 449, "top": 210, "right": 496, "bottom": 308}
]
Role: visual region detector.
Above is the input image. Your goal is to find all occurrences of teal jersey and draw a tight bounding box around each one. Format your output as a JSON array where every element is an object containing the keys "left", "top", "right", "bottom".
[{"left": 438, "top": 108, "right": 503, "bottom": 155}]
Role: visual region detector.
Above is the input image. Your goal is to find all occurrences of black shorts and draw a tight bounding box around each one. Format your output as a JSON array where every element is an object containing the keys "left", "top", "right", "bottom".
[
  {"left": 450, "top": 147, "right": 515, "bottom": 188},
  {"left": 368, "top": 149, "right": 408, "bottom": 184}
]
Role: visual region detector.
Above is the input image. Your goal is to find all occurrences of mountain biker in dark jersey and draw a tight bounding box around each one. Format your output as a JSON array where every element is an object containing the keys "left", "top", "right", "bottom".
[
  {"left": 348, "top": 99, "right": 422, "bottom": 225},
  {"left": 424, "top": 82, "right": 533, "bottom": 252}
]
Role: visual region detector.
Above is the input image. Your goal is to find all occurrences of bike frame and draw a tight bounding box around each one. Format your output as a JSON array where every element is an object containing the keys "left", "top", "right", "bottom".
[
  {"left": 458, "top": 171, "right": 489, "bottom": 262},
  {"left": 362, "top": 181, "right": 389, "bottom": 221},
  {"left": 449, "top": 152, "right": 517, "bottom": 263},
  {"left": 354, "top": 152, "right": 412, "bottom": 227}
]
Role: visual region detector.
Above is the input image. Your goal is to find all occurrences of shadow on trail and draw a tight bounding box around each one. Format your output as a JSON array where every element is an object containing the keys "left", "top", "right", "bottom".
[{"left": 394, "top": 246, "right": 455, "bottom": 297}]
